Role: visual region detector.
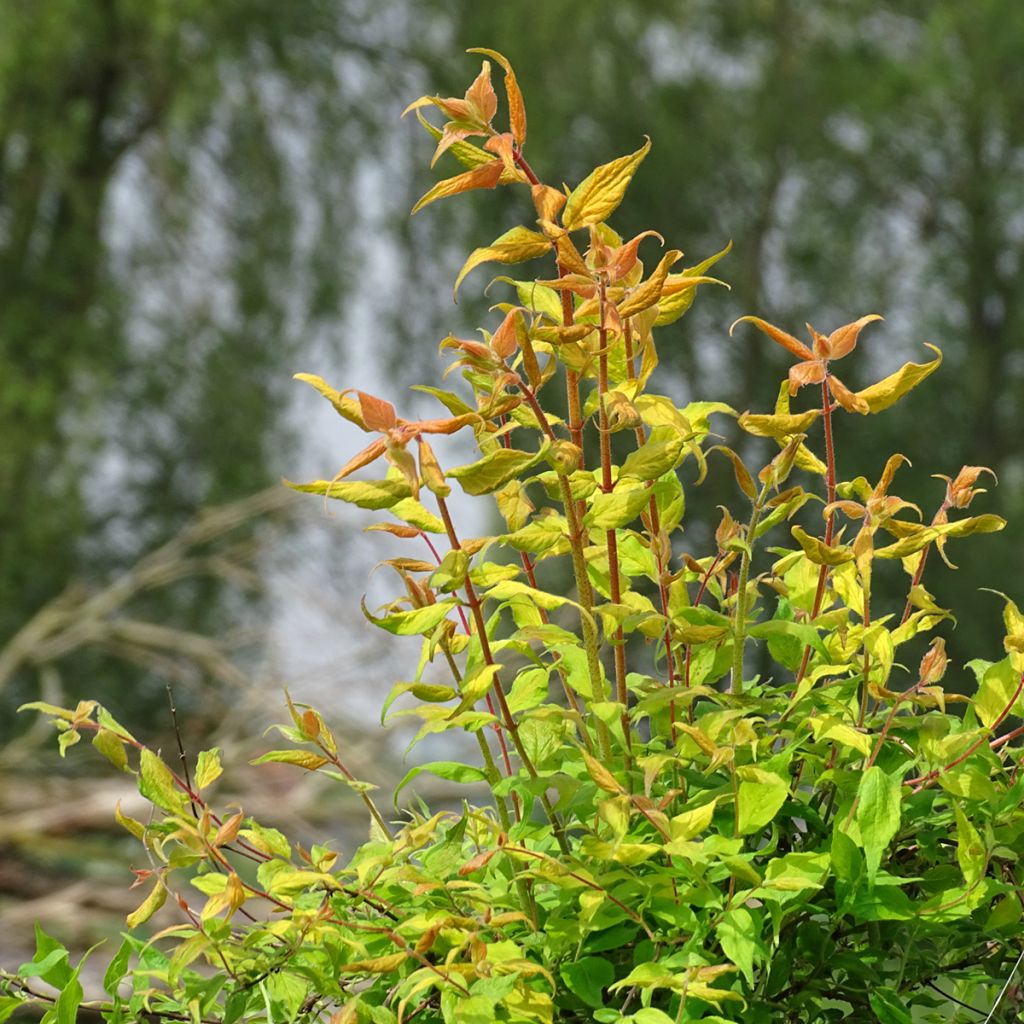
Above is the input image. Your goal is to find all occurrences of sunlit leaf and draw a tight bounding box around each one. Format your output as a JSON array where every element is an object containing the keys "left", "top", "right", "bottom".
[{"left": 562, "top": 137, "right": 651, "bottom": 231}]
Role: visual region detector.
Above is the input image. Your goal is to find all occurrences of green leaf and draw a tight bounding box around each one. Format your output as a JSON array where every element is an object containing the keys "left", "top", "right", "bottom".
[
  {"left": 807, "top": 716, "right": 872, "bottom": 756},
  {"left": 0, "top": 997, "right": 23, "bottom": 1023},
  {"left": 92, "top": 728, "right": 129, "bottom": 771},
  {"left": 454, "top": 226, "right": 552, "bottom": 296},
  {"left": 736, "top": 770, "right": 789, "bottom": 835},
  {"left": 138, "top": 748, "right": 186, "bottom": 814},
  {"left": 102, "top": 937, "right": 132, "bottom": 997},
  {"left": 619, "top": 432, "right": 686, "bottom": 482},
  {"left": 855, "top": 344, "right": 942, "bottom": 413},
  {"left": 194, "top": 748, "right": 223, "bottom": 789},
  {"left": 975, "top": 656, "right": 1024, "bottom": 727},
  {"left": 448, "top": 445, "right": 548, "bottom": 496},
  {"left": 394, "top": 761, "right": 488, "bottom": 803},
  {"left": 716, "top": 906, "right": 763, "bottom": 985},
  {"left": 953, "top": 802, "right": 986, "bottom": 885},
  {"left": 585, "top": 485, "right": 651, "bottom": 530},
  {"left": 562, "top": 137, "right": 651, "bottom": 230},
  {"left": 506, "top": 667, "right": 551, "bottom": 714},
  {"left": 855, "top": 766, "right": 901, "bottom": 884},
  {"left": 285, "top": 477, "right": 411, "bottom": 509},
  {"left": 20, "top": 925, "right": 72, "bottom": 988},
  {"left": 362, "top": 598, "right": 458, "bottom": 636},
  {"left": 560, "top": 956, "right": 614, "bottom": 1009},
  {"left": 868, "top": 987, "right": 914, "bottom": 1024}
]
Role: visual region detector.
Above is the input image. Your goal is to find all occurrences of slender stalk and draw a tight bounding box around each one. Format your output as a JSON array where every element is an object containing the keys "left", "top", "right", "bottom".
[
  {"left": 857, "top": 588, "right": 872, "bottom": 728},
  {"left": 510, "top": 143, "right": 611, "bottom": 757},
  {"left": 419, "top": 529, "right": 515, "bottom": 778},
  {"left": 907, "top": 670, "right": 1024, "bottom": 792},
  {"left": 623, "top": 320, "right": 682, "bottom": 726},
  {"left": 899, "top": 499, "right": 949, "bottom": 625},
  {"left": 494, "top": 418, "right": 588, "bottom": 737},
  {"left": 796, "top": 376, "right": 839, "bottom": 683},
  {"left": 436, "top": 495, "right": 570, "bottom": 853},
  {"left": 597, "top": 280, "right": 631, "bottom": 756},
  {"left": 517, "top": 378, "right": 611, "bottom": 759},
  {"left": 730, "top": 483, "right": 769, "bottom": 695}
]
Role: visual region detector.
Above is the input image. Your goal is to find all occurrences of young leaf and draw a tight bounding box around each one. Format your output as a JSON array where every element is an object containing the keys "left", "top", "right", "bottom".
[
  {"left": 855, "top": 344, "right": 942, "bottom": 413},
  {"left": 138, "top": 748, "right": 186, "bottom": 814},
  {"left": 855, "top": 766, "right": 901, "bottom": 883},
  {"left": 448, "top": 445, "right": 548, "bottom": 495},
  {"left": 454, "top": 226, "right": 551, "bottom": 296},
  {"left": 561, "top": 138, "right": 652, "bottom": 231},
  {"left": 411, "top": 159, "right": 504, "bottom": 215},
  {"left": 285, "top": 477, "right": 412, "bottom": 509}
]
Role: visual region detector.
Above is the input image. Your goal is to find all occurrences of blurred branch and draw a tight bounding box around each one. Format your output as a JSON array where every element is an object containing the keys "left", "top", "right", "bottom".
[{"left": 0, "top": 486, "right": 295, "bottom": 762}]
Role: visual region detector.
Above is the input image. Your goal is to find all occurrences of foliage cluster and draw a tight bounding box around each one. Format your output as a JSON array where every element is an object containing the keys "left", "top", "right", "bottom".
[{"left": 4, "top": 51, "right": 1024, "bottom": 1024}]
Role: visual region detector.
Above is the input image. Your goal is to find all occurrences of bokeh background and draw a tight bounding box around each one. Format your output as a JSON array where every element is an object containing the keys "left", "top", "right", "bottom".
[{"left": 2, "top": 0, "right": 1023, "bottom": 995}]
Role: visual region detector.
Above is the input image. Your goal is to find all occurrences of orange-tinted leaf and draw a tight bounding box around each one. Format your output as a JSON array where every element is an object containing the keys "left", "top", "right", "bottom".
[
  {"left": 617, "top": 249, "right": 683, "bottom": 318},
  {"left": 824, "top": 314, "right": 883, "bottom": 360},
  {"left": 465, "top": 61, "right": 498, "bottom": 124},
  {"left": 827, "top": 374, "right": 869, "bottom": 414},
  {"left": 330, "top": 438, "right": 387, "bottom": 483},
  {"left": 788, "top": 359, "right": 826, "bottom": 394},
  {"left": 532, "top": 184, "right": 565, "bottom": 221},
  {"left": 358, "top": 392, "right": 397, "bottom": 432},
  {"left": 213, "top": 810, "right": 244, "bottom": 848},
  {"left": 731, "top": 316, "right": 814, "bottom": 361},
  {"left": 490, "top": 308, "right": 520, "bottom": 360},
  {"left": 484, "top": 132, "right": 519, "bottom": 177},
  {"left": 469, "top": 48, "right": 526, "bottom": 145},
  {"left": 412, "top": 160, "right": 504, "bottom": 215}
]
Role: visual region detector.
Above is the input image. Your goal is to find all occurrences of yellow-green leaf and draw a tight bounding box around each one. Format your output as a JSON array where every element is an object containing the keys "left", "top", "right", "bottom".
[
  {"left": 738, "top": 409, "right": 821, "bottom": 439},
  {"left": 361, "top": 599, "right": 458, "bottom": 636},
  {"left": 855, "top": 344, "right": 942, "bottom": 413},
  {"left": 194, "top": 748, "right": 223, "bottom": 790},
  {"left": 285, "top": 477, "right": 412, "bottom": 509},
  {"left": 126, "top": 879, "right": 167, "bottom": 928},
  {"left": 585, "top": 485, "right": 651, "bottom": 530},
  {"left": 562, "top": 138, "right": 651, "bottom": 231},
  {"left": 448, "top": 444, "right": 548, "bottom": 496},
  {"left": 293, "top": 373, "right": 366, "bottom": 428},
  {"left": 138, "top": 748, "right": 186, "bottom": 814},
  {"left": 251, "top": 749, "right": 329, "bottom": 771},
  {"left": 454, "top": 226, "right": 551, "bottom": 296},
  {"left": 791, "top": 526, "right": 854, "bottom": 566}
]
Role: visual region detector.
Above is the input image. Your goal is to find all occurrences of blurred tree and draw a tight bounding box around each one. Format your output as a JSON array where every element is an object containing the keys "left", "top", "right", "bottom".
[{"left": 0, "top": 1, "right": 398, "bottom": 675}]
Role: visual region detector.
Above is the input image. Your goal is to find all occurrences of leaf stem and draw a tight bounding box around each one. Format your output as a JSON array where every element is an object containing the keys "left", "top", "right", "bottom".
[
  {"left": 730, "top": 482, "right": 769, "bottom": 695},
  {"left": 436, "top": 495, "right": 570, "bottom": 852},
  {"left": 796, "top": 377, "right": 839, "bottom": 683}
]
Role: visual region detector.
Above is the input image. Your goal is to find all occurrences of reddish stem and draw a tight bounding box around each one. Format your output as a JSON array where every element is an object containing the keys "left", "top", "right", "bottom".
[
  {"left": 795, "top": 377, "right": 838, "bottom": 683},
  {"left": 907, "top": 670, "right": 1024, "bottom": 791}
]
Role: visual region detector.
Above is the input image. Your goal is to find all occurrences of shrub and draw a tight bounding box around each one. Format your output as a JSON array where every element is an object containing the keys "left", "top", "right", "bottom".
[{"left": 5, "top": 49, "right": 1024, "bottom": 1024}]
